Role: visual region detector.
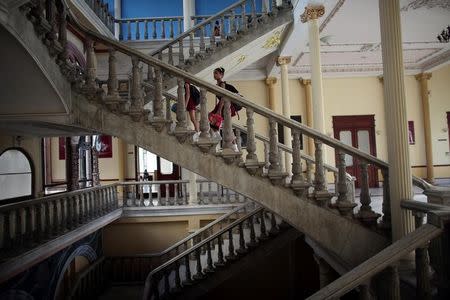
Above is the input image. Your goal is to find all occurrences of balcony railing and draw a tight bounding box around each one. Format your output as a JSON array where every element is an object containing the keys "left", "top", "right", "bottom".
[{"left": 83, "top": 0, "right": 115, "bottom": 33}]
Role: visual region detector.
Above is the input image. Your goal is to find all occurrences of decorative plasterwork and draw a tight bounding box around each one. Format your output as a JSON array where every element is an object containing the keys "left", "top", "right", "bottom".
[
  {"left": 401, "top": 0, "right": 450, "bottom": 11},
  {"left": 262, "top": 31, "right": 282, "bottom": 49},
  {"left": 276, "top": 56, "right": 292, "bottom": 66},
  {"left": 300, "top": 5, "right": 325, "bottom": 23}
]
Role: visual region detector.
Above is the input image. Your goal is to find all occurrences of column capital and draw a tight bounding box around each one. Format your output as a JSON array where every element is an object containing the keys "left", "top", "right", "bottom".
[
  {"left": 415, "top": 73, "right": 432, "bottom": 81},
  {"left": 300, "top": 78, "right": 311, "bottom": 86},
  {"left": 276, "top": 56, "right": 292, "bottom": 66},
  {"left": 265, "top": 77, "right": 277, "bottom": 86},
  {"left": 300, "top": 5, "right": 325, "bottom": 23}
]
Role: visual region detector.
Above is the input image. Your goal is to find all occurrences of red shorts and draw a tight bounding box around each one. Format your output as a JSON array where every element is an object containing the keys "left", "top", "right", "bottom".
[{"left": 186, "top": 97, "right": 196, "bottom": 111}]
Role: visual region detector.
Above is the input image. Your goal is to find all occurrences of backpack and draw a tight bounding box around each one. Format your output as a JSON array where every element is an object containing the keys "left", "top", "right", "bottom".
[
  {"left": 224, "top": 83, "right": 243, "bottom": 112},
  {"left": 190, "top": 84, "right": 201, "bottom": 106}
]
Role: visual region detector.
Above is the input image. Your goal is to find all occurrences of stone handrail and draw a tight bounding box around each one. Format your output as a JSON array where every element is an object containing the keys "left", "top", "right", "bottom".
[
  {"left": 114, "top": 16, "right": 184, "bottom": 41},
  {"left": 117, "top": 179, "right": 249, "bottom": 206},
  {"left": 28, "top": 0, "right": 386, "bottom": 226},
  {"left": 68, "top": 256, "right": 107, "bottom": 299},
  {"left": 142, "top": 206, "right": 267, "bottom": 299},
  {"left": 149, "top": 0, "right": 247, "bottom": 56},
  {"left": 307, "top": 199, "right": 450, "bottom": 299},
  {"left": 0, "top": 184, "right": 119, "bottom": 263},
  {"left": 83, "top": 0, "right": 114, "bottom": 32}
]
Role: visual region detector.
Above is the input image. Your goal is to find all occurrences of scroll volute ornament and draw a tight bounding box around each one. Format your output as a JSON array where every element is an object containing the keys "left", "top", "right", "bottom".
[{"left": 300, "top": 5, "right": 325, "bottom": 23}]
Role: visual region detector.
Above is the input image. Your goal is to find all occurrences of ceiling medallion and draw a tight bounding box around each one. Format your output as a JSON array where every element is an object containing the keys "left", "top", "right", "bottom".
[
  {"left": 401, "top": 0, "right": 450, "bottom": 11},
  {"left": 262, "top": 31, "right": 281, "bottom": 49}
]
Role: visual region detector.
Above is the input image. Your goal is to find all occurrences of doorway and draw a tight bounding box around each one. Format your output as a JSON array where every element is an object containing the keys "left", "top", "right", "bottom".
[{"left": 332, "top": 115, "right": 378, "bottom": 188}]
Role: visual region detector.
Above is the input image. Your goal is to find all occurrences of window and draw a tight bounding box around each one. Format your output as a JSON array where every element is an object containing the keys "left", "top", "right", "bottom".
[{"left": 0, "top": 149, "right": 33, "bottom": 201}]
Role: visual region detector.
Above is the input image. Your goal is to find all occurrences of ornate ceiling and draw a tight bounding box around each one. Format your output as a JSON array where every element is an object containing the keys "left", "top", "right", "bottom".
[{"left": 240, "top": 0, "right": 450, "bottom": 79}]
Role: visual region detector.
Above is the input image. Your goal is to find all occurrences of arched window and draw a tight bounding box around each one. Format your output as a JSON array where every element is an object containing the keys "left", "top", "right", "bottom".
[{"left": 0, "top": 148, "right": 33, "bottom": 201}]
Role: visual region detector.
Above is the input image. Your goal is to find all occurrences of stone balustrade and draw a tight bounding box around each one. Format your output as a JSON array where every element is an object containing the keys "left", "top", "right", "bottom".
[
  {"left": 0, "top": 185, "right": 119, "bottom": 262},
  {"left": 83, "top": 0, "right": 114, "bottom": 33},
  {"left": 115, "top": 16, "right": 184, "bottom": 41},
  {"left": 307, "top": 200, "right": 450, "bottom": 299},
  {"left": 150, "top": 0, "right": 288, "bottom": 66},
  {"left": 67, "top": 202, "right": 256, "bottom": 298},
  {"left": 119, "top": 179, "right": 249, "bottom": 207}
]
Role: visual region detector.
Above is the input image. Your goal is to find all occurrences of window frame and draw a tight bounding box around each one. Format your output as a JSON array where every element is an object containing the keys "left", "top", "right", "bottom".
[{"left": 0, "top": 147, "right": 35, "bottom": 205}]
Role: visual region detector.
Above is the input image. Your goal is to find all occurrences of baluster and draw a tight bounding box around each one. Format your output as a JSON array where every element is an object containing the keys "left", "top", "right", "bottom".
[
  {"left": 84, "top": 38, "right": 96, "bottom": 91},
  {"left": 335, "top": 150, "right": 357, "bottom": 216},
  {"left": 271, "top": 0, "right": 277, "bottom": 11},
  {"left": 165, "top": 184, "right": 170, "bottom": 205},
  {"left": 199, "top": 25, "right": 206, "bottom": 53},
  {"left": 131, "top": 185, "right": 136, "bottom": 207},
  {"left": 234, "top": 189, "right": 239, "bottom": 203},
  {"left": 189, "top": 33, "right": 195, "bottom": 58},
  {"left": 127, "top": 20, "right": 131, "bottom": 40},
  {"left": 135, "top": 20, "right": 140, "bottom": 40},
  {"left": 251, "top": 0, "right": 257, "bottom": 23},
  {"left": 168, "top": 45, "right": 173, "bottom": 65},
  {"left": 237, "top": 222, "right": 247, "bottom": 254},
  {"left": 174, "top": 183, "right": 180, "bottom": 205},
  {"left": 178, "top": 39, "right": 185, "bottom": 65},
  {"left": 193, "top": 247, "right": 204, "bottom": 280},
  {"left": 152, "top": 20, "right": 157, "bottom": 39},
  {"left": 182, "top": 255, "right": 193, "bottom": 285},
  {"left": 174, "top": 79, "right": 188, "bottom": 135},
  {"left": 241, "top": 3, "right": 246, "bottom": 31},
  {"left": 269, "top": 212, "right": 279, "bottom": 235},
  {"left": 380, "top": 168, "right": 391, "bottom": 231},
  {"left": 313, "top": 140, "right": 331, "bottom": 207},
  {"left": 225, "top": 229, "right": 236, "bottom": 260},
  {"left": 148, "top": 183, "right": 153, "bottom": 206},
  {"left": 56, "top": 2, "right": 68, "bottom": 62},
  {"left": 198, "top": 182, "right": 203, "bottom": 204},
  {"left": 222, "top": 98, "right": 234, "bottom": 151},
  {"left": 129, "top": 56, "right": 144, "bottom": 118},
  {"left": 290, "top": 130, "right": 309, "bottom": 195},
  {"left": 215, "top": 235, "right": 225, "bottom": 267},
  {"left": 178, "top": 18, "right": 183, "bottom": 35},
  {"left": 267, "top": 119, "right": 285, "bottom": 184},
  {"left": 139, "top": 184, "right": 144, "bottom": 206},
  {"left": 259, "top": 210, "right": 268, "bottom": 240},
  {"left": 1, "top": 211, "right": 12, "bottom": 252},
  {"left": 44, "top": 201, "right": 53, "bottom": 239},
  {"left": 208, "top": 181, "right": 212, "bottom": 203},
  {"left": 163, "top": 270, "right": 170, "bottom": 295},
  {"left": 153, "top": 67, "right": 164, "bottom": 119},
  {"left": 34, "top": 204, "right": 45, "bottom": 243},
  {"left": 305, "top": 160, "right": 313, "bottom": 185},
  {"left": 144, "top": 20, "right": 149, "bottom": 39},
  {"left": 45, "top": 0, "right": 57, "bottom": 43},
  {"left": 161, "top": 20, "right": 166, "bottom": 39},
  {"left": 197, "top": 88, "right": 211, "bottom": 141},
  {"left": 210, "top": 21, "right": 216, "bottom": 48},
  {"left": 117, "top": 20, "right": 123, "bottom": 40},
  {"left": 204, "top": 241, "right": 214, "bottom": 273},
  {"left": 169, "top": 19, "right": 174, "bottom": 38},
  {"left": 184, "top": 183, "right": 188, "bottom": 205},
  {"left": 413, "top": 212, "right": 431, "bottom": 300},
  {"left": 217, "top": 183, "right": 222, "bottom": 204},
  {"left": 263, "top": 141, "right": 270, "bottom": 173},
  {"left": 262, "top": 0, "right": 268, "bottom": 13},
  {"left": 229, "top": 10, "right": 236, "bottom": 37},
  {"left": 356, "top": 160, "right": 380, "bottom": 226},
  {"left": 247, "top": 215, "right": 257, "bottom": 248},
  {"left": 90, "top": 191, "right": 96, "bottom": 218},
  {"left": 25, "top": 206, "right": 34, "bottom": 248},
  {"left": 52, "top": 200, "right": 59, "bottom": 236},
  {"left": 220, "top": 16, "right": 225, "bottom": 40},
  {"left": 157, "top": 184, "right": 163, "bottom": 206},
  {"left": 15, "top": 209, "right": 24, "bottom": 248}
]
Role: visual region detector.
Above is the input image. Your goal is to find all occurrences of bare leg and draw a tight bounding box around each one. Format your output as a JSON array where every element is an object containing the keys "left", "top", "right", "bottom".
[{"left": 188, "top": 110, "right": 200, "bottom": 132}]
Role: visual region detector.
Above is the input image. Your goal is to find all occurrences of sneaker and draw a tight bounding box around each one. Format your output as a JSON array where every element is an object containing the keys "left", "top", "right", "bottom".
[
  {"left": 193, "top": 132, "right": 200, "bottom": 142},
  {"left": 211, "top": 130, "right": 221, "bottom": 140},
  {"left": 231, "top": 143, "right": 239, "bottom": 152}
]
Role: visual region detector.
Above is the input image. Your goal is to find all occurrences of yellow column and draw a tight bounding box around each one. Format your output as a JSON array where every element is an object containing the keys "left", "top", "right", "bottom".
[
  {"left": 300, "top": 79, "right": 314, "bottom": 155},
  {"left": 265, "top": 77, "right": 277, "bottom": 110},
  {"left": 277, "top": 56, "right": 292, "bottom": 175},
  {"left": 415, "top": 73, "right": 434, "bottom": 183}
]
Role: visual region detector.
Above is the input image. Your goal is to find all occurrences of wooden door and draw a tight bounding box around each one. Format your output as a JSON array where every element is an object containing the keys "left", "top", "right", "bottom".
[
  {"left": 156, "top": 156, "right": 180, "bottom": 197},
  {"left": 333, "top": 115, "right": 379, "bottom": 188}
]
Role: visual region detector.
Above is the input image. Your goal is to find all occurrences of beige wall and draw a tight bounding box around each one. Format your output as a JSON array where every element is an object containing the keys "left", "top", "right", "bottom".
[
  {"left": 103, "top": 214, "right": 222, "bottom": 256},
  {"left": 0, "top": 136, "right": 43, "bottom": 197},
  {"left": 227, "top": 65, "right": 450, "bottom": 179}
]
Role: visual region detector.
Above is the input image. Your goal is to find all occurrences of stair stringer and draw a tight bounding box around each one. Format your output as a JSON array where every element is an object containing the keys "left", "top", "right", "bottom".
[{"left": 71, "top": 94, "right": 389, "bottom": 269}]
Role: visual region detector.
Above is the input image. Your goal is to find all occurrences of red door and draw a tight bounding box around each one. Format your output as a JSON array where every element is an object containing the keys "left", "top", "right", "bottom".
[
  {"left": 156, "top": 156, "right": 180, "bottom": 197},
  {"left": 333, "top": 115, "right": 379, "bottom": 188}
]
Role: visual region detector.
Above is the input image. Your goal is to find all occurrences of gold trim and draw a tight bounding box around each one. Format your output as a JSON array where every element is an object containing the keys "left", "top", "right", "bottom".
[
  {"left": 276, "top": 56, "right": 292, "bottom": 66},
  {"left": 262, "top": 31, "right": 282, "bottom": 49},
  {"left": 300, "top": 5, "right": 325, "bottom": 23}
]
